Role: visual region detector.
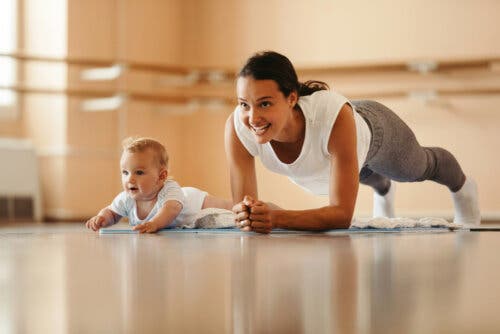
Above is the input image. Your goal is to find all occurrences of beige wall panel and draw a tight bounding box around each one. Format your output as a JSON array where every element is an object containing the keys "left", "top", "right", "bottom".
[
  {"left": 67, "top": 64, "right": 118, "bottom": 92},
  {"left": 67, "top": 0, "right": 117, "bottom": 60},
  {"left": 38, "top": 156, "right": 67, "bottom": 219},
  {"left": 181, "top": 108, "right": 232, "bottom": 198},
  {"left": 66, "top": 97, "right": 119, "bottom": 150},
  {"left": 63, "top": 155, "right": 120, "bottom": 218},
  {"left": 22, "top": 61, "right": 67, "bottom": 90},
  {"left": 0, "top": 119, "right": 23, "bottom": 137},
  {"left": 123, "top": 100, "right": 185, "bottom": 182},
  {"left": 22, "top": 94, "right": 67, "bottom": 148},
  {"left": 122, "top": 70, "right": 234, "bottom": 100},
  {"left": 123, "top": 70, "right": 188, "bottom": 96},
  {"left": 122, "top": 70, "right": 155, "bottom": 94},
  {"left": 120, "top": 0, "right": 182, "bottom": 65},
  {"left": 23, "top": 0, "right": 67, "bottom": 57},
  {"left": 181, "top": 0, "right": 240, "bottom": 68},
  {"left": 300, "top": 69, "right": 500, "bottom": 99},
  {"left": 182, "top": 0, "right": 500, "bottom": 68},
  {"left": 40, "top": 155, "right": 119, "bottom": 219}
]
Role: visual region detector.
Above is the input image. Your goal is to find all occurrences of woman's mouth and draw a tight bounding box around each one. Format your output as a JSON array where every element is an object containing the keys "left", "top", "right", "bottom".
[{"left": 250, "top": 123, "right": 270, "bottom": 135}]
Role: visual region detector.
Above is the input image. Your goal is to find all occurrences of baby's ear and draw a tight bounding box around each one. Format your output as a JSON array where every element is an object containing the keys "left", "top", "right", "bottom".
[{"left": 159, "top": 168, "right": 168, "bottom": 181}]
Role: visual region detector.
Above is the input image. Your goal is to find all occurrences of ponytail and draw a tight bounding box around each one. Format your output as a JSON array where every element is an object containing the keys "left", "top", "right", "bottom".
[{"left": 298, "top": 80, "right": 329, "bottom": 96}]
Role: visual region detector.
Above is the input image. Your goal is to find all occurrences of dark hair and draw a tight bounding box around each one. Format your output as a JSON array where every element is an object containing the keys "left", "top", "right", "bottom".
[{"left": 238, "top": 51, "right": 329, "bottom": 97}]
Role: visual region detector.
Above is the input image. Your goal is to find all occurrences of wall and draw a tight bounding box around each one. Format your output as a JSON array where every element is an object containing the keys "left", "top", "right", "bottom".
[
  {"left": 180, "top": 0, "right": 500, "bottom": 68},
  {"left": 0, "top": 0, "right": 499, "bottom": 220}
]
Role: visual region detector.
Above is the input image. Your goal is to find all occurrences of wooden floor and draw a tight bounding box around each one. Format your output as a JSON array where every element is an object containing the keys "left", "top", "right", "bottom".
[{"left": 1, "top": 223, "right": 500, "bottom": 333}]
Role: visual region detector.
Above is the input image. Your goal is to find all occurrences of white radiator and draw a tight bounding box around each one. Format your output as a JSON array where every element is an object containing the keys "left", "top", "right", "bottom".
[{"left": 0, "top": 138, "right": 42, "bottom": 221}]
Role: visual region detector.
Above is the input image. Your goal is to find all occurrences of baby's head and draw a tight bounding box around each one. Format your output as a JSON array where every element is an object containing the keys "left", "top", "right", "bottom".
[
  {"left": 120, "top": 137, "right": 169, "bottom": 200},
  {"left": 121, "top": 137, "right": 169, "bottom": 169}
]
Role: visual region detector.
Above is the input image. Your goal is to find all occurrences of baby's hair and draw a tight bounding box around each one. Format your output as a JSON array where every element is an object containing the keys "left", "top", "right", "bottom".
[{"left": 121, "top": 136, "right": 169, "bottom": 168}]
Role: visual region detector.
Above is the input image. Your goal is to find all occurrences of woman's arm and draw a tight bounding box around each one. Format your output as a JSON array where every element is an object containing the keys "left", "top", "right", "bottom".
[
  {"left": 225, "top": 113, "right": 260, "bottom": 229},
  {"left": 248, "top": 103, "right": 359, "bottom": 232},
  {"left": 224, "top": 113, "right": 258, "bottom": 202}
]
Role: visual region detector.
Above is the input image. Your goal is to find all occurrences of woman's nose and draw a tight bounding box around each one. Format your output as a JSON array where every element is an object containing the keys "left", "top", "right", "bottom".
[{"left": 248, "top": 108, "right": 260, "bottom": 124}]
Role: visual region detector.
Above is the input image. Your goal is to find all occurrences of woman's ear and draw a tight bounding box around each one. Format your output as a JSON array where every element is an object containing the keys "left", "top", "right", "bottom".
[{"left": 289, "top": 91, "right": 298, "bottom": 108}]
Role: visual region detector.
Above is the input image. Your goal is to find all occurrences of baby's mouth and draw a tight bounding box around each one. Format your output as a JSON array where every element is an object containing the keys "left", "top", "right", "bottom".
[{"left": 129, "top": 187, "right": 138, "bottom": 191}]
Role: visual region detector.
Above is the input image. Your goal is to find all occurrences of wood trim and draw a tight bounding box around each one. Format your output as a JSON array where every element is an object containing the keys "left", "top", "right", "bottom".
[
  {"left": 3, "top": 51, "right": 500, "bottom": 75},
  {"left": 0, "top": 52, "right": 235, "bottom": 75},
  {"left": 0, "top": 85, "right": 237, "bottom": 104},
  {"left": 297, "top": 57, "right": 500, "bottom": 74},
  {"left": 3, "top": 84, "right": 500, "bottom": 101}
]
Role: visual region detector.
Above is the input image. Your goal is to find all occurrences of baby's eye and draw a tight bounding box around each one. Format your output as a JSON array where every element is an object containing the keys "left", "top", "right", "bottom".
[
  {"left": 121, "top": 170, "right": 129, "bottom": 176},
  {"left": 136, "top": 170, "right": 145, "bottom": 175}
]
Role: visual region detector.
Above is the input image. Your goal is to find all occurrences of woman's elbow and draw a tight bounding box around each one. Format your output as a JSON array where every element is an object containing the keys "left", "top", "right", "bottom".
[{"left": 323, "top": 207, "right": 353, "bottom": 230}]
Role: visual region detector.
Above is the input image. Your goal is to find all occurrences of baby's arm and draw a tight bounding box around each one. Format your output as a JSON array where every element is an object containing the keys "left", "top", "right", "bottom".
[
  {"left": 132, "top": 200, "right": 183, "bottom": 233},
  {"left": 85, "top": 207, "right": 122, "bottom": 231}
]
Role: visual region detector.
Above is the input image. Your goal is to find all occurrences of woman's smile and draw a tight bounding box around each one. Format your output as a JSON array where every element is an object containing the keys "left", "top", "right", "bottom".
[{"left": 250, "top": 123, "right": 271, "bottom": 135}]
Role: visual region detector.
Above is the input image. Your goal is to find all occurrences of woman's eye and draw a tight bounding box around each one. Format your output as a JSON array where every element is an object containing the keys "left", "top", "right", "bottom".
[
  {"left": 239, "top": 102, "right": 249, "bottom": 109},
  {"left": 261, "top": 101, "right": 271, "bottom": 108}
]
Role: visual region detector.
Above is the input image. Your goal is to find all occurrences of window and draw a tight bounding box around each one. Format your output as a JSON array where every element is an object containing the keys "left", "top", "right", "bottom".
[{"left": 0, "top": 0, "right": 18, "bottom": 119}]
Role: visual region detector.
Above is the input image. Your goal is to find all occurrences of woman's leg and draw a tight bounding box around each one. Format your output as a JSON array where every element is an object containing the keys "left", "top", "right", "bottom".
[
  {"left": 359, "top": 167, "right": 395, "bottom": 218},
  {"left": 353, "top": 100, "right": 480, "bottom": 224},
  {"left": 354, "top": 100, "right": 465, "bottom": 189}
]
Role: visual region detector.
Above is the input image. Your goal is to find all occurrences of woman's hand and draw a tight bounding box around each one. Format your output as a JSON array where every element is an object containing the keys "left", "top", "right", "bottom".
[
  {"left": 233, "top": 195, "right": 274, "bottom": 234},
  {"left": 248, "top": 200, "right": 274, "bottom": 234},
  {"left": 232, "top": 195, "right": 255, "bottom": 231}
]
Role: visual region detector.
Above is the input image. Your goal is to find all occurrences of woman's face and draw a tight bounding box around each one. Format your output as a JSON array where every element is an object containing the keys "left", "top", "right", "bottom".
[{"left": 236, "top": 76, "right": 297, "bottom": 144}]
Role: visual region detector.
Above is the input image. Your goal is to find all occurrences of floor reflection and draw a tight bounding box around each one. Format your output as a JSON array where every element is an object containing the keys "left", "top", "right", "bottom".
[
  {"left": 231, "top": 235, "right": 358, "bottom": 334},
  {"left": 1, "top": 225, "right": 500, "bottom": 333},
  {"left": 365, "top": 234, "right": 464, "bottom": 333}
]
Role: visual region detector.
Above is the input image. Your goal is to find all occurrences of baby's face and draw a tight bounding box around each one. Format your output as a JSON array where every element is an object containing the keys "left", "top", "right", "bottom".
[{"left": 120, "top": 149, "right": 165, "bottom": 201}]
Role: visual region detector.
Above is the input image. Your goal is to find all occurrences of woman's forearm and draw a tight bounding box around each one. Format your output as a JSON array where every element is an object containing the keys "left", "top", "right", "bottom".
[{"left": 272, "top": 206, "right": 352, "bottom": 231}]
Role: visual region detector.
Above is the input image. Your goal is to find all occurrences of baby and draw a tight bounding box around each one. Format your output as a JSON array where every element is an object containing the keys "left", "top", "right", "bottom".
[{"left": 85, "top": 136, "right": 232, "bottom": 233}]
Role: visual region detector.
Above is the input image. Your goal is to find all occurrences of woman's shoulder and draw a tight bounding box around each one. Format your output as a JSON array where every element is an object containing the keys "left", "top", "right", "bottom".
[
  {"left": 299, "top": 90, "right": 349, "bottom": 122},
  {"left": 303, "top": 89, "right": 348, "bottom": 105}
]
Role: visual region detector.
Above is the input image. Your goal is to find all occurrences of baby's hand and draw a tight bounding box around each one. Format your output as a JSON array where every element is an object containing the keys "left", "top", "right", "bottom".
[
  {"left": 85, "top": 215, "right": 108, "bottom": 231},
  {"left": 132, "top": 221, "right": 161, "bottom": 233}
]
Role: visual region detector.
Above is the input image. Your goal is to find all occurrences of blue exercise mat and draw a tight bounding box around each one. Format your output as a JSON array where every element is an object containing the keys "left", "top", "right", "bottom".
[{"left": 99, "top": 226, "right": 453, "bottom": 235}]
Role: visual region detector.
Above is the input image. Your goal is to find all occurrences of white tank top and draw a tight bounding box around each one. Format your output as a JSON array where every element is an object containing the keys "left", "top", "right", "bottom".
[{"left": 233, "top": 90, "right": 371, "bottom": 196}]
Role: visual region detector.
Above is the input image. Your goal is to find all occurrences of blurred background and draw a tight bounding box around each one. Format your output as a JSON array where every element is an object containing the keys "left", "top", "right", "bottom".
[{"left": 0, "top": 0, "right": 499, "bottom": 223}]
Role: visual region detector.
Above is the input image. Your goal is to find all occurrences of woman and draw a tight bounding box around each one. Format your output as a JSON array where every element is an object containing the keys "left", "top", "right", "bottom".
[{"left": 225, "top": 51, "right": 480, "bottom": 233}]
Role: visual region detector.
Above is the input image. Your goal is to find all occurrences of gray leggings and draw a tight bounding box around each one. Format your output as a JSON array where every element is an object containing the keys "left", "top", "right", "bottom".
[{"left": 353, "top": 100, "right": 465, "bottom": 195}]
